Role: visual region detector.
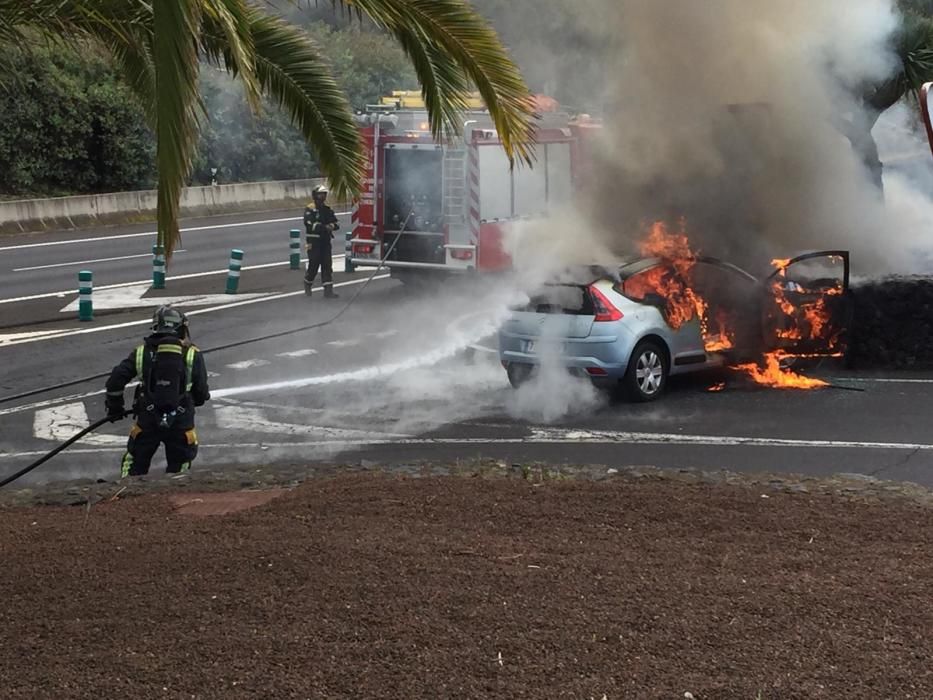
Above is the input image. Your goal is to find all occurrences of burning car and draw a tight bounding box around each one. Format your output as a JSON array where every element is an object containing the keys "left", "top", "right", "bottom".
[{"left": 498, "top": 224, "right": 850, "bottom": 401}]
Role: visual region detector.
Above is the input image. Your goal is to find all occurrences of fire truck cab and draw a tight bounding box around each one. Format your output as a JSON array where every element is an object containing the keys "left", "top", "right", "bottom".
[{"left": 348, "top": 91, "right": 601, "bottom": 278}]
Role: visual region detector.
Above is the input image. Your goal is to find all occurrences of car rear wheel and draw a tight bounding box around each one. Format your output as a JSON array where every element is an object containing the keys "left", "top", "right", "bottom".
[
  {"left": 506, "top": 363, "right": 534, "bottom": 389},
  {"left": 622, "top": 340, "right": 669, "bottom": 402}
]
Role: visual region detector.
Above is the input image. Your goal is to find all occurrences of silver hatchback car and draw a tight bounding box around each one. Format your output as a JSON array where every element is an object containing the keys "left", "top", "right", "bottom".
[{"left": 498, "top": 252, "right": 850, "bottom": 401}]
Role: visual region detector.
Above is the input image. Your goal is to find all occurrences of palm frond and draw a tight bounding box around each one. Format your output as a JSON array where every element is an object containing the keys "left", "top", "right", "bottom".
[
  {"left": 152, "top": 0, "right": 204, "bottom": 256},
  {"left": 866, "top": 10, "right": 933, "bottom": 112},
  {"left": 338, "top": 0, "right": 536, "bottom": 164},
  {"left": 244, "top": 11, "right": 364, "bottom": 200},
  {"left": 201, "top": 0, "right": 261, "bottom": 111},
  {"left": 98, "top": 26, "right": 158, "bottom": 125}
]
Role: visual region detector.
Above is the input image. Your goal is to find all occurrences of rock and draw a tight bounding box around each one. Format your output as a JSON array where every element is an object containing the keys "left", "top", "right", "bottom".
[{"left": 837, "top": 473, "right": 878, "bottom": 483}]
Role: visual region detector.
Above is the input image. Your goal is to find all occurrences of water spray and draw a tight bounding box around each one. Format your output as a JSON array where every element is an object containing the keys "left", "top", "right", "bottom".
[{"left": 212, "top": 300, "right": 521, "bottom": 399}]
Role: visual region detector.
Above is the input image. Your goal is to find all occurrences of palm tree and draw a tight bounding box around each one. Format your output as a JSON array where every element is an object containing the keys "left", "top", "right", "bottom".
[
  {"left": 0, "top": 0, "right": 535, "bottom": 257},
  {"left": 850, "top": 3, "right": 933, "bottom": 187}
]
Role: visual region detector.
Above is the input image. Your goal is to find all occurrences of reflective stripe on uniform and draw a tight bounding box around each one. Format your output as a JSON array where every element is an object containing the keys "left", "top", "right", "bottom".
[
  {"left": 134, "top": 344, "right": 145, "bottom": 378},
  {"left": 185, "top": 347, "right": 197, "bottom": 392},
  {"left": 121, "top": 452, "right": 134, "bottom": 478},
  {"left": 156, "top": 344, "right": 183, "bottom": 355}
]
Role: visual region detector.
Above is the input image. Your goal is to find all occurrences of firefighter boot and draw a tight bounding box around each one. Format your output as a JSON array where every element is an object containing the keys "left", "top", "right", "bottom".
[
  {"left": 304, "top": 279, "right": 313, "bottom": 297},
  {"left": 324, "top": 284, "right": 339, "bottom": 299}
]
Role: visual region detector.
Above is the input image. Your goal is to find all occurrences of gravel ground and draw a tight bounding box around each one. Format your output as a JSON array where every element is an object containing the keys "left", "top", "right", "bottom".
[{"left": 2, "top": 465, "right": 933, "bottom": 699}]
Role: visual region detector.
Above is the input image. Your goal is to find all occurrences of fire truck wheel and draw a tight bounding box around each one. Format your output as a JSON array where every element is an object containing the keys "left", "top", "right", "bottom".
[
  {"left": 622, "top": 340, "right": 669, "bottom": 402},
  {"left": 506, "top": 363, "right": 534, "bottom": 389}
]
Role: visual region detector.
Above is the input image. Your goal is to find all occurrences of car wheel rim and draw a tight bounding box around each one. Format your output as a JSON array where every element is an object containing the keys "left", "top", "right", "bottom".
[{"left": 635, "top": 351, "right": 663, "bottom": 395}]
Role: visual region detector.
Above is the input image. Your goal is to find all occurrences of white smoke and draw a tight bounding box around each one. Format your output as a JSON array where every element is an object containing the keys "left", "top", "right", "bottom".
[{"left": 521, "top": 0, "right": 933, "bottom": 275}]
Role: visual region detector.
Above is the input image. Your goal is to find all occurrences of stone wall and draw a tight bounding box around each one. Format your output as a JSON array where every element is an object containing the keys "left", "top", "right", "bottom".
[{"left": 847, "top": 277, "right": 933, "bottom": 369}]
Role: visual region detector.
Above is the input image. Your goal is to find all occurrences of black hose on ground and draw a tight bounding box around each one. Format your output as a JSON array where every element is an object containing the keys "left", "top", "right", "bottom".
[
  {"left": 0, "top": 411, "right": 131, "bottom": 489},
  {"left": 0, "top": 213, "right": 412, "bottom": 407}
]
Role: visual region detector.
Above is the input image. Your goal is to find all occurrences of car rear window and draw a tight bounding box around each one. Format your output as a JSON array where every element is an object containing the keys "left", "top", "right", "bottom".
[{"left": 614, "top": 265, "right": 668, "bottom": 302}]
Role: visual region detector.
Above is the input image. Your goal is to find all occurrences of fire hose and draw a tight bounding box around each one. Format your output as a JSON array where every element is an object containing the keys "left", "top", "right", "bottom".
[
  {"left": 0, "top": 213, "right": 413, "bottom": 488},
  {"left": 0, "top": 410, "right": 131, "bottom": 489}
]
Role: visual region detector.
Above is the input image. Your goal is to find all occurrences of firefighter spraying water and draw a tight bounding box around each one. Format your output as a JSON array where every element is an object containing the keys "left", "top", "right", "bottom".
[{"left": 105, "top": 306, "right": 211, "bottom": 477}]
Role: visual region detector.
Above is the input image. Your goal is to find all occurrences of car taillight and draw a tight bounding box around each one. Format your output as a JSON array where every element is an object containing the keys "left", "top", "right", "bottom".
[
  {"left": 589, "top": 285, "right": 623, "bottom": 322},
  {"left": 355, "top": 244, "right": 374, "bottom": 255},
  {"left": 451, "top": 249, "right": 474, "bottom": 260}
]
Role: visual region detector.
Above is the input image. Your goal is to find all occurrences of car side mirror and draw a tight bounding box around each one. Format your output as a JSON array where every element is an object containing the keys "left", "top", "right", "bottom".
[{"left": 643, "top": 292, "right": 666, "bottom": 308}]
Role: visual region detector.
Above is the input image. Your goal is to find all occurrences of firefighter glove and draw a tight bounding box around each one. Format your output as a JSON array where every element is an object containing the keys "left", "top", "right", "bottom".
[{"left": 105, "top": 396, "right": 126, "bottom": 422}]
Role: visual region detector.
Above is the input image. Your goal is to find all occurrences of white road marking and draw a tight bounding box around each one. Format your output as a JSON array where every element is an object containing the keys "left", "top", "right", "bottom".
[
  {"left": 0, "top": 254, "right": 345, "bottom": 305},
  {"left": 326, "top": 339, "right": 360, "bottom": 348},
  {"left": 14, "top": 250, "right": 186, "bottom": 273},
  {"left": 3, "top": 426, "right": 932, "bottom": 464},
  {"left": 213, "top": 405, "right": 405, "bottom": 439},
  {"left": 523, "top": 427, "right": 933, "bottom": 451},
  {"left": 0, "top": 275, "right": 390, "bottom": 348},
  {"left": 367, "top": 330, "right": 398, "bottom": 339},
  {"left": 0, "top": 388, "right": 112, "bottom": 418},
  {"left": 0, "top": 213, "right": 349, "bottom": 252},
  {"left": 59, "top": 282, "right": 272, "bottom": 312},
  {"left": 833, "top": 377, "right": 933, "bottom": 384},
  {"left": 33, "top": 402, "right": 126, "bottom": 445},
  {"left": 226, "top": 359, "right": 271, "bottom": 370},
  {"left": 278, "top": 349, "right": 318, "bottom": 358}
]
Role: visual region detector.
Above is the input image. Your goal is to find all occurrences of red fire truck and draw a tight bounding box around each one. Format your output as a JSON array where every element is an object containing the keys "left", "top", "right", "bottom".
[{"left": 347, "top": 91, "right": 602, "bottom": 280}]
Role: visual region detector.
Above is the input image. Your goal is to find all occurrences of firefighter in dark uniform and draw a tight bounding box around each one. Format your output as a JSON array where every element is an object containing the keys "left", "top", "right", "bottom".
[
  {"left": 303, "top": 184, "right": 340, "bottom": 298},
  {"left": 105, "top": 305, "right": 210, "bottom": 477}
]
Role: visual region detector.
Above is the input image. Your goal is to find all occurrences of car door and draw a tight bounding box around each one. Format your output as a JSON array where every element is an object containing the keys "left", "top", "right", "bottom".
[
  {"left": 617, "top": 262, "right": 707, "bottom": 364},
  {"left": 690, "top": 258, "right": 762, "bottom": 362},
  {"left": 762, "top": 250, "right": 851, "bottom": 356}
]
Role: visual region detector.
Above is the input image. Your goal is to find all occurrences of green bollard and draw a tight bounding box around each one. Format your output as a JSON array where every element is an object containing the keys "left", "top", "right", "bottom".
[
  {"left": 289, "top": 229, "right": 301, "bottom": 270},
  {"left": 344, "top": 230, "right": 355, "bottom": 273},
  {"left": 78, "top": 270, "right": 93, "bottom": 321},
  {"left": 152, "top": 245, "right": 166, "bottom": 289},
  {"left": 226, "top": 249, "right": 244, "bottom": 294}
]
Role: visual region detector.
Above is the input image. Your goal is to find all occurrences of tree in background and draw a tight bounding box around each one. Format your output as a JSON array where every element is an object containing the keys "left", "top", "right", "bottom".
[
  {"left": 0, "top": 0, "right": 534, "bottom": 257},
  {"left": 304, "top": 23, "right": 417, "bottom": 109},
  {"left": 192, "top": 67, "right": 319, "bottom": 185},
  {"left": 0, "top": 44, "right": 154, "bottom": 196}
]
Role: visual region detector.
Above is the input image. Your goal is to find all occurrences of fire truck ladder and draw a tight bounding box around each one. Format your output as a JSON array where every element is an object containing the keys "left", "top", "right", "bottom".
[{"left": 443, "top": 147, "right": 467, "bottom": 232}]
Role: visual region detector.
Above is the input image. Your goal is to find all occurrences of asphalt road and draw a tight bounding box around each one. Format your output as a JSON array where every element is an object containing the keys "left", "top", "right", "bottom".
[
  {"left": 0, "top": 208, "right": 351, "bottom": 302},
  {"left": 1, "top": 249, "right": 932, "bottom": 490}
]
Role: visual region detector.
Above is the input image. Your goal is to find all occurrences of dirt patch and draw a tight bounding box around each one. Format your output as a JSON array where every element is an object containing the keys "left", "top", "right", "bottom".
[
  {"left": 168, "top": 489, "right": 289, "bottom": 516},
  {"left": 2, "top": 470, "right": 933, "bottom": 699}
]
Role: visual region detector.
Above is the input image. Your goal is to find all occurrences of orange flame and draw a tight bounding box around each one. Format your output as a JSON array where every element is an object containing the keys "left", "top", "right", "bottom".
[
  {"left": 732, "top": 352, "right": 829, "bottom": 389},
  {"left": 633, "top": 221, "right": 842, "bottom": 392},
  {"left": 707, "top": 382, "right": 726, "bottom": 392},
  {"left": 771, "top": 258, "right": 792, "bottom": 273},
  {"left": 635, "top": 222, "right": 734, "bottom": 352}
]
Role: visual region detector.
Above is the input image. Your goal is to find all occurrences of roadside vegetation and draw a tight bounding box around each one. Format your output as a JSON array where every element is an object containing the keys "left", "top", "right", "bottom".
[{"left": 0, "top": 0, "right": 536, "bottom": 256}]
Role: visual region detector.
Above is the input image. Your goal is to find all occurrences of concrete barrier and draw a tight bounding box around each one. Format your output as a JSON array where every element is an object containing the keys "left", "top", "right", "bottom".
[{"left": 0, "top": 178, "right": 340, "bottom": 234}]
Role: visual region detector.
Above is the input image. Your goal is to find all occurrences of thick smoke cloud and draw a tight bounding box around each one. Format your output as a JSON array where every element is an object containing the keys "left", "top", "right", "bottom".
[{"left": 492, "top": 1, "right": 933, "bottom": 276}]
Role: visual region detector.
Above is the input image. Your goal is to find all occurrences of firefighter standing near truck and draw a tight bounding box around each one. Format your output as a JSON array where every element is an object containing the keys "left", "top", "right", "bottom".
[
  {"left": 304, "top": 184, "right": 340, "bottom": 298},
  {"left": 105, "top": 305, "right": 210, "bottom": 477}
]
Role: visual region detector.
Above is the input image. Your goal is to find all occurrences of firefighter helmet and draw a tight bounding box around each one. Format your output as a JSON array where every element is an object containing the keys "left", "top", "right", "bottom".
[
  {"left": 152, "top": 305, "right": 189, "bottom": 336},
  {"left": 312, "top": 185, "right": 328, "bottom": 200}
]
